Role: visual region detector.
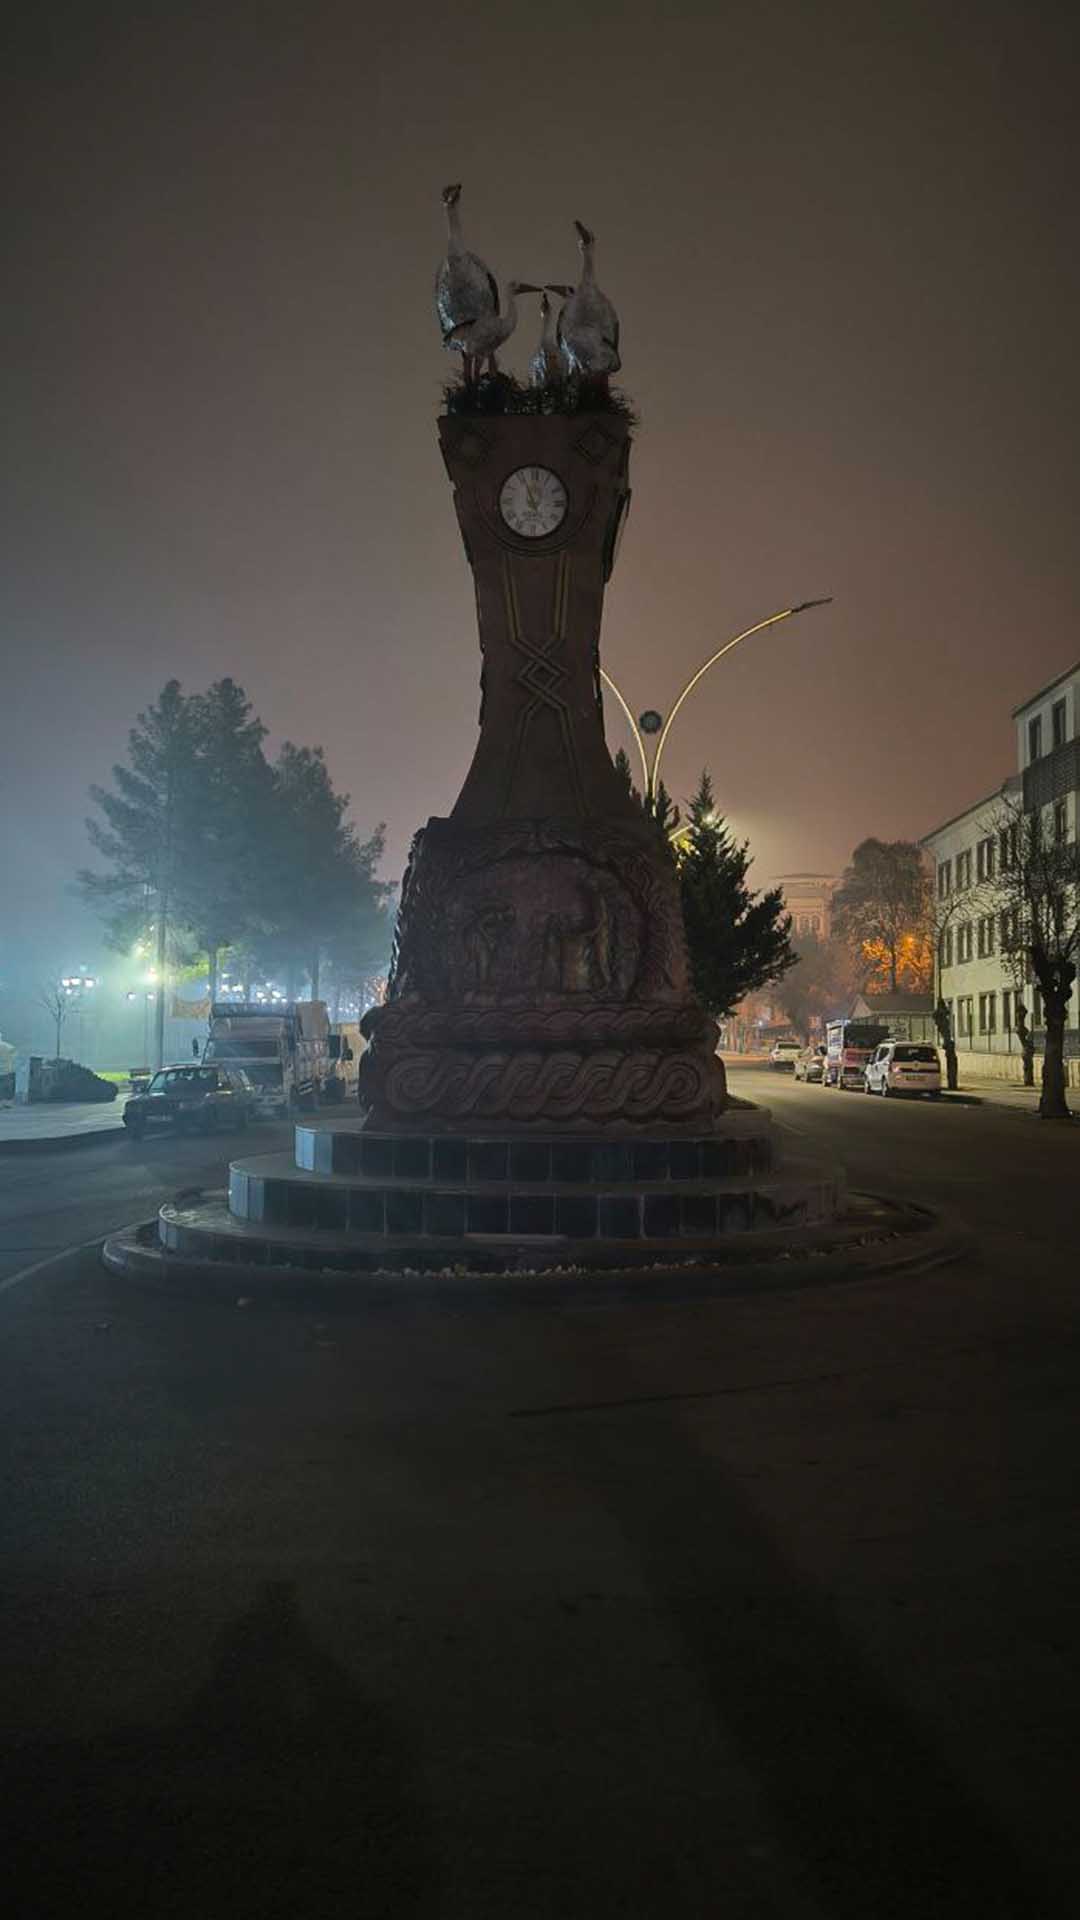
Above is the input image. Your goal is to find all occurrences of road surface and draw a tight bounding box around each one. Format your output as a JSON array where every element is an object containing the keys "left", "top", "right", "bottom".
[{"left": 1, "top": 1078, "right": 1077, "bottom": 1917}]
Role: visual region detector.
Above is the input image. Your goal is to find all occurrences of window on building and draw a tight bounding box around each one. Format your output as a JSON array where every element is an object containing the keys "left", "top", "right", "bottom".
[
  {"left": 1032, "top": 987, "right": 1043, "bottom": 1026},
  {"left": 937, "top": 858, "right": 952, "bottom": 898},
  {"left": 1053, "top": 799, "right": 1068, "bottom": 844},
  {"left": 978, "top": 992, "right": 997, "bottom": 1034},
  {"left": 976, "top": 836, "right": 996, "bottom": 882},
  {"left": 955, "top": 848, "right": 973, "bottom": 890},
  {"left": 957, "top": 996, "right": 974, "bottom": 1037},
  {"left": 977, "top": 914, "right": 996, "bottom": 959},
  {"left": 1052, "top": 699, "right": 1067, "bottom": 749},
  {"left": 939, "top": 927, "right": 954, "bottom": 969},
  {"left": 999, "top": 908, "right": 1019, "bottom": 951},
  {"left": 999, "top": 823, "right": 1019, "bottom": 870},
  {"left": 956, "top": 922, "right": 973, "bottom": 963},
  {"left": 1002, "top": 990, "right": 1013, "bottom": 1032},
  {"left": 1029, "top": 715, "right": 1043, "bottom": 763}
]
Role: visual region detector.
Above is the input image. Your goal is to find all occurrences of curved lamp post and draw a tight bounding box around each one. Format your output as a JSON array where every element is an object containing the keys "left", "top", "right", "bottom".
[{"left": 601, "top": 598, "right": 832, "bottom": 807}]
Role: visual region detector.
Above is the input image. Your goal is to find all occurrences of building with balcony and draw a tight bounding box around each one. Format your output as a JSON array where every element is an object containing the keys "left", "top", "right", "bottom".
[{"left": 921, "top": 660, "right": 1080, "bottom": 1083}]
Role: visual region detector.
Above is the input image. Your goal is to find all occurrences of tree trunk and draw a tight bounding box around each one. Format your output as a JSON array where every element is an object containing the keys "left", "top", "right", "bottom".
[
  {"left": 1015, "top": 1002, "right": 1036, "bottom": 1086},
  {"left": 54, "top": 1011, "right": 63, "bottom": 1060},
  {"left": 933, "top": 998, "right": 958, "bottom": 1091},
  {"left": 310, "top": 951, "right": 321, "bottom": 1000},
  {"left": 154, "top": 906, "right": 167, "bottom": 1070},
  {"left": 1033, "top": 959, "right": 1075, "bottom": 1119},
  {"left": 1039, "top": 1008, "right": 1070, "bottom": 1118},
  {"left": 890, "top": 945, "right": 898, "bottom": 993},
  {"left": 207, "top": 947, "right": 219, "bottom": 1002}
]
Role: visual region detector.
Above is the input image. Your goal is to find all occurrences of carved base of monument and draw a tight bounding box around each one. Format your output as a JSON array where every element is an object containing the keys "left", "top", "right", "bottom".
[{"left": 360, "top": 813, "right": 728, "bottom": 1130}]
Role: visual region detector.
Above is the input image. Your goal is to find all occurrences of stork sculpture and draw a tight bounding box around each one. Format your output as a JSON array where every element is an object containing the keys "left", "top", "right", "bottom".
[
  {"left": 435, "top": 183, "right": 500, "bottom": 387},
  {"left": 445, "top": 280, "right": 538, "bottom": 380},
  {"left": 528, "top": 290, "right": 562, "bottom": 388},
  {"left": 548, "top": 219, "right": 621, "bottom": 388}
]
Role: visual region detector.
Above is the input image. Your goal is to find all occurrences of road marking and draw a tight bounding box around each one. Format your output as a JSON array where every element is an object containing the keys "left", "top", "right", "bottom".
[{"left": 0, "top": 1234, "right": 104, "bottom": 1295}]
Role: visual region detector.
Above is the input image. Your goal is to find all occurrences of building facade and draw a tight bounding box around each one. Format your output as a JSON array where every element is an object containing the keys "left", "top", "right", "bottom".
[
  {"left": 921, "top": 660, "right": 1080, "bottom": 1082},
  {"left": 775, "top": 873, "right": 837, "bottom": 939}
]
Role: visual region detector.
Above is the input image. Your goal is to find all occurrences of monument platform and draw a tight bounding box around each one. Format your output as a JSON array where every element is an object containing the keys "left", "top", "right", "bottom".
[{"left": 100, "top": 1103, "right": 848, "bottom": 1278}]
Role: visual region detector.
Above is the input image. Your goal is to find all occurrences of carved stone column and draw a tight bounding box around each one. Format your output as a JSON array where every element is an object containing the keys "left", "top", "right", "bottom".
[{"left": 360, "top": 411, "right": 728, "bottom": 1131}]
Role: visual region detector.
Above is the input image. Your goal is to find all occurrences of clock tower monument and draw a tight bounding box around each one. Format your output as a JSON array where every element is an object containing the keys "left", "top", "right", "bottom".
[{"left": 359, "top": 406, "right": 730, "bottom": 1132}]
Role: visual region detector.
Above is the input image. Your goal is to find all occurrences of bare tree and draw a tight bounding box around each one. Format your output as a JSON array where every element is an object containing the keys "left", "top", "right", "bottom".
[
  {"left": 36, "top": 982, "right": 68, "bottom": 1061},
  {"left": 983, "top": 789, "right": 1079, "bottom": 1119}
]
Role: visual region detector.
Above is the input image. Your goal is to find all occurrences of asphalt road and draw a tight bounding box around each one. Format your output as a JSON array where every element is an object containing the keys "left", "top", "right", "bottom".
[
  {"left": 0, "top": 1118, "right": 294, "bottom": 1293},
  {"left": 1, "top": 1082, "right": 1078, "bottom": 1918}
]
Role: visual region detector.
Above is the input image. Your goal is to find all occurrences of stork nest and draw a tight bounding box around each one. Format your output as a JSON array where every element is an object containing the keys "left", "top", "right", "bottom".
[{"left": 442, "top": 372, "right": 638, "bottom": 424}]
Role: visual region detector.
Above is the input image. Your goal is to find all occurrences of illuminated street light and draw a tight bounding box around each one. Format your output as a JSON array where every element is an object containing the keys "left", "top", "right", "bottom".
[
  {"left": 601, "top": 598, "right": 833, "bottom": 805},
  {"left": 60, "top": 971, "right": 97, "bottom": 1062}
]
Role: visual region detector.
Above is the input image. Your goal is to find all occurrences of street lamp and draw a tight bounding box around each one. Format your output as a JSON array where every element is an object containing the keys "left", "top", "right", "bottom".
[
  {"left": 61, "top": 972, "right": 97, "bottom": 1062},
  {"left": 126, "top": 988, "right": 156, "bottom": 1068},
  {"left": 601, "top": 598, "right": 833, "bottom": 807}
]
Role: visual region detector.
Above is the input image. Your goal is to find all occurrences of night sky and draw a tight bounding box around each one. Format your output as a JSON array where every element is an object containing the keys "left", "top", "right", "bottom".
[{"left": 5, "top": 0, "right": 1079, "bottom": 984}]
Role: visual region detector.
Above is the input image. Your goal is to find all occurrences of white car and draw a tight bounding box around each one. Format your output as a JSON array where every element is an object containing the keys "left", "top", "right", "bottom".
[
  {"left": 864, "top": 1041, "right": 942, "bottom": 1098},
  {"left": 769, "top": 1039, "right": 802, "bottom": 1071}
]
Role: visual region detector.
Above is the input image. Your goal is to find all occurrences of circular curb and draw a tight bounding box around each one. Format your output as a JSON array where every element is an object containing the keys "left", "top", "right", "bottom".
[{"left": 101, "top": 1197, "right": 971, "bottom": 1307}]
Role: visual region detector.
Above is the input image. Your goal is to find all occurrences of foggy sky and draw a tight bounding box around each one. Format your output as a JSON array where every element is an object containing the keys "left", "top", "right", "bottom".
[{"left": 4, "top": 0, "right": 1079, "bottom": 982}]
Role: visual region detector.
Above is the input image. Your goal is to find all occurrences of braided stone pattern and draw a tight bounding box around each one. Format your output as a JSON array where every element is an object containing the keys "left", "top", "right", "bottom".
[{"left": 376, "top": 1048, "right": 722, "bottom": 1125}]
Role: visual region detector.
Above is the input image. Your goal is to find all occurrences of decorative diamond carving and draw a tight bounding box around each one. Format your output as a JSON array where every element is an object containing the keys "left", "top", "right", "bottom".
[
  {"left": 574, "top": 422, "right": 617, "bottom": 465},
  {"left": 451, "top": 425, "right": 490, "bottom": 469}
]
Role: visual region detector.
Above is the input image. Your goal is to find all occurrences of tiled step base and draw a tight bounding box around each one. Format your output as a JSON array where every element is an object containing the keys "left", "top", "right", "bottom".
[
  {"left": 157, "top": 1153, "right": 843, "bottom": 1274},
  {"left": 294, "top": 1114, "right": 775, "bottom": 1182},
  {"left": 227, "top": 1150, "right": 836, "bottom": 1242}
]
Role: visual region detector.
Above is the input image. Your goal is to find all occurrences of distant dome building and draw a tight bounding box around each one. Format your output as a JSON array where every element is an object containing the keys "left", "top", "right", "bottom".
[{"left": 775, "top": 872, "right": 837, "bottom": 939}]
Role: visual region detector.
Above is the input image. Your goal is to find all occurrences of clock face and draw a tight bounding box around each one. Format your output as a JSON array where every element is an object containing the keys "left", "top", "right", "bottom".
[{"left": 499, "top": 466, "right": 568, "bottom": 539}]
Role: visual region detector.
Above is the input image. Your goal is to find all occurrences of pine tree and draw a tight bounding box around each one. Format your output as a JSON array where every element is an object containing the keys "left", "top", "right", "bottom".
[
  {"left": 188, "top": 679, "right": 274, "bottom": 998},
  {"left": 677, "top": 771, "right": 795, "bottom": 1017},
  {"left": 255, "top": 745, "right": 391, "bottom": 1001},
  {"left": 78, "top": 681, "right": 206, "bottom": 1064},
  {"left": 612, "top": 746, "right": 638, "bottom": 802},
  {"left": 647, "top": 779, "right": 681, "bottom": 844}
]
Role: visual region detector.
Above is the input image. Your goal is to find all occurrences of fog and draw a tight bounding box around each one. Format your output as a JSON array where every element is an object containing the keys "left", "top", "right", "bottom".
[{"left": 4, "top": 0, "right": 1077, "bottom": 1057}]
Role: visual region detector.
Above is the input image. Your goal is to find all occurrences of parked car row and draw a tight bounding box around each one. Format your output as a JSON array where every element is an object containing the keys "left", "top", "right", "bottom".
[{"left": 789, "top": 1040, "right": 943, "bottom": 1098}]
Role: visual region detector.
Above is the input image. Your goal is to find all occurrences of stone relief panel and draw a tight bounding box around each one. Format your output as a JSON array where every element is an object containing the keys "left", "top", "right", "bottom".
[{"left": 385, "top": 816, "right": 689, "bottom": 1007}]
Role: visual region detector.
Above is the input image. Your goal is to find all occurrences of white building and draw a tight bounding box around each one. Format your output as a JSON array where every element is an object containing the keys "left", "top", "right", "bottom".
[{"left": 921, "top": 660, "right": 1080, "bottom": 1083}]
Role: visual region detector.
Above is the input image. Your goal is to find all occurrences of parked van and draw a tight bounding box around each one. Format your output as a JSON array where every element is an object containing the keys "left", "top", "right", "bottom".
[
  {"left": 864, "top": 1040, "right": 942, "bottom": 1098},
  {"left": 823, "top": 1018, "right": 889, "bottom": 1090}
]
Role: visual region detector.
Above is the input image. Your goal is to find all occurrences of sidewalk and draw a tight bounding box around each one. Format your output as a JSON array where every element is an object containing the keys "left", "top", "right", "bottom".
[
  {"left": 0, "top": 1097, "right": 128, "bottom": 1152},
  {"left": 948, "top": 1075, "right": 1077, "bottom": 1114}
]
